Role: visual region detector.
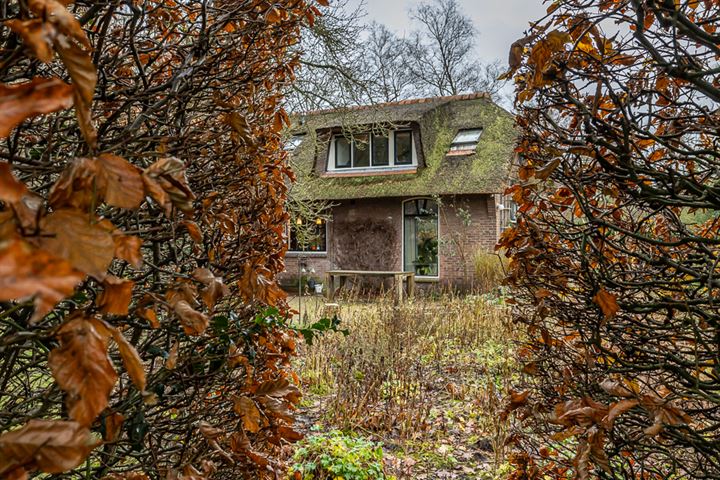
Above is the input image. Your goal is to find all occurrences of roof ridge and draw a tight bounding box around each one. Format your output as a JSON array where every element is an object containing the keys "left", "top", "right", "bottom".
[{"left": 299, "top": 92, "right": 491, "bottom": 116}]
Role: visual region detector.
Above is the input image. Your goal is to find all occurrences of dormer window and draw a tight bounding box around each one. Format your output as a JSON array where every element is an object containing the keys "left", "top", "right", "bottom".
[
  {"left": 330, "top": 130, "right": 416, "bottom": 171},
  {"left": 449, "top": 128, "right": 482, "bottom": 155},
  {"left": 285, "top": 135, "right": 304, "bottom": 152}
]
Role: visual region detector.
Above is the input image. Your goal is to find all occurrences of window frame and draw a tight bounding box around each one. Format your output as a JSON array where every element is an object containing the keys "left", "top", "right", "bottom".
[
  {"left": 449, "top": 128, "right": 483, "bottom": 154},
  {"left": 286, "top": 217, "right": 329, "bottom": 255},
  {"left": 401, "top": 197, "right": 440, "bottom": 279},
  {"left": 394, "top": 130, "right": 414, "bottom": 165},
  {"left": 284, "top": 135, "right": 304, "bottom": 152},
  {"left": 329, "top": 129, "right": 416, "bottom": 171},
  {"left": 334, "top": 136, "right": 352, "bottom": 169}
]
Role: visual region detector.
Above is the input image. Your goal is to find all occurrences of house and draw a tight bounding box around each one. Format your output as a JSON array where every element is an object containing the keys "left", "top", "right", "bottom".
[{"left": 281, "top": 93, "right": 516, "bottom": 291}]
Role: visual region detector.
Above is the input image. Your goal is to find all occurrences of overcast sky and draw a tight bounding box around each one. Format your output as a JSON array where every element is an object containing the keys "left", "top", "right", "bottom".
[{"left": 345, "top": 0, "right": 548, "bottom": 66}]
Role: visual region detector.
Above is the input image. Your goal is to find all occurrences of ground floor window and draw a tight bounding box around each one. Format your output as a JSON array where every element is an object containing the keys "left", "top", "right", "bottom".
[
  {"left": 288, "top": 217, "right": 327, "bottom": 253},
  {"left": 403, "top": 198, "right": 439, "bottom": 276}
]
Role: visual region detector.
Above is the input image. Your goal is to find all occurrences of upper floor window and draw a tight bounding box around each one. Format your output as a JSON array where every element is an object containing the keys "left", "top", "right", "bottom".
[
  {"left": 331, "top": 130, "right": 415, "bottom": 170},
  {"left": 449, "top": 128, "right": 482, "bottom": 154},
  {"left": 285, "top": 135, "right": 304, "bottom": 152}
]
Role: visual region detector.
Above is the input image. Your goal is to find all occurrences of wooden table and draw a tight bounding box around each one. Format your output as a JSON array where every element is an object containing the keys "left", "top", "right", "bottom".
[{"left": 325, "top": 270, "right": 415, "bottom": 303}]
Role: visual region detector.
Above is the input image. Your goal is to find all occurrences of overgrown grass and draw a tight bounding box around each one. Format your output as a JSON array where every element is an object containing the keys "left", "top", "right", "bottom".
[
  {"left": 473, "top": 250, "right": 508, "bottom": 294},
  {"left": 295, "top": 293, "right": 518, "bottom": 478}
]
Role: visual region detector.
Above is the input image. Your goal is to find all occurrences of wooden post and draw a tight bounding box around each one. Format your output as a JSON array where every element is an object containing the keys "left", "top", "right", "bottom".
[
  {"left": 394, "top": 273, "right": 403, "bottom": 304},
  {"left": 408, "top": 273, "right": 415, "bottom": 298},
  {"left": 325, "top": 272, "right": 334, "bottom": 301}
]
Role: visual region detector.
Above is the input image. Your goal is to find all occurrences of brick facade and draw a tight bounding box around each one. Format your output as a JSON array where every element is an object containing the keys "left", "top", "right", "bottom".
[{"left": 280, "top": 194, "right": 498, "bottom": 290}]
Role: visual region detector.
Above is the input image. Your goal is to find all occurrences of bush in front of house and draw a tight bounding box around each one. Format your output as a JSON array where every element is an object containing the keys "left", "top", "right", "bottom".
[{"left": 289, "top": 430, "right": 390, "bottom": 480}]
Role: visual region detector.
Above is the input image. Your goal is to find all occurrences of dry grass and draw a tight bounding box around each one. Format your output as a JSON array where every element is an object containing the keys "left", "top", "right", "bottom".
[
  {"left": 294, "top": 293, "right": 519, "bottom": 478},
  {"left": 472, "top": 250, "right": 508, "bottom": 294}
]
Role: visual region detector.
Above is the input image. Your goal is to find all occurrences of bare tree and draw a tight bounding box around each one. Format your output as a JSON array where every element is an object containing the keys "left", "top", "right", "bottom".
[
  {"left": 286, "top": 0, "right": 371, "bottom": 112},
  {"left": 365, "top": 23, "right": 414, "bottom": 103},
  {"left": 406, "top": 0, "right": 504, "bottom": 99}
]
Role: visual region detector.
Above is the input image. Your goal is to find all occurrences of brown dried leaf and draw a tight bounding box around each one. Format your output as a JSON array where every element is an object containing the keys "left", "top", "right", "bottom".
[
  {"left": 0, "top": 419, "right": 97, "bottom": 475},
  {"left": 603, "top": 399, "right": 638, "bottom": 429},
  {"left": 0, "top": 78, "right": 73, "bottom": 138},
  {"left": 233, "top": 396, "right": 262, "bottom": 433},
  {"left": 173, "top": 300, "right": 209, "bottom": 336},
  {"left": 5, "top": 19, "right": 54, "bottom": 62},
  {"left": 137, "top": 307, "right": 159, "bottom": 328},
  {"left": 193, "top": 268, "right": 229, "bottom": 310},
  {"left": 52, "top": 34, "right": 96, "bottom": 147},
  {"left": 276, "top": 426, "right": 303, "bottom": 442},
  {"left": 0, "top": 239, "right": 84, "bottom": 323},
  {"left": 48, "top": 157, "right": 100, "bottom": 210},
  {"left": 97, "top": 276, "right": 134, "bottom": 315},
  {"left": 97, "top": 154, "right": 144, "bottom": 209},
  {"left": 256, "top": 377, "right": 300, "bottom": 399},
  {"left": 229, "top": 431, "right": 269, "bottom": 467},
  {"left": 180, "top": 220, "right": 203, "bottom": 244},
  {"left": 257, "top": 395, "right": 293, "bottom": 423},
  {"left": 49, "top": 315, "right": 118, "bottom": 426},
  {"left": 113, "top": 233, "right": 143, "bottom": 269},
  {"left": 103, "top": 412, "right": 124, "bottom": 442},
  {"left": 599, "top": 379, "right": 636, "bottom": 398},
  {"left": 593, "top": 288, "right": 619, "bottom": 319},
  {"left": 165, "top": 341, "right": 178, "bottom": 370},
  {"left": 12, "top": 192, "right": 43, "bottom": 232},
  {"left": 38, "top": 209, "right": 114, "bottom": 279},
  {"left": 101, "top": 472, "right": 149, "bottom": 480},
  {"left": 0, "top": 163, "right": 29, "bottom": 203},
  {"left": 28, "top": 0, "right": 90, "bottom": 48},
  {"left": 142, "top": 158, "right": 195, "bottom": 216},
  {"left": 535, "top": 158, "right": 561, "bottom": 180},
  {"left": 111, "top": 328, "right": 146, "bottom": 391}
]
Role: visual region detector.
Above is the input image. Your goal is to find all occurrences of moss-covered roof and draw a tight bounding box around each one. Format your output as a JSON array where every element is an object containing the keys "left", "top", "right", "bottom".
[{"left": 289, "top": 93, "right": 516, "bottom": 201}]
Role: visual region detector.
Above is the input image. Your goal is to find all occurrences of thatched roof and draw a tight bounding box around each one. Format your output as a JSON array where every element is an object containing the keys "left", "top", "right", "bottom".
[{"left": 288, "top": 93, "right": 516, "bottom": 201}]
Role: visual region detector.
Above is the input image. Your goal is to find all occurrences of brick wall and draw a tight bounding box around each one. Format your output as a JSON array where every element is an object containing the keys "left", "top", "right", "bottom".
[
  {"left": 438, "top": 194, "right": 497, "bottom": 288},
  {"left": 279, "top": 194, "right": 497, "bottom": 290}
]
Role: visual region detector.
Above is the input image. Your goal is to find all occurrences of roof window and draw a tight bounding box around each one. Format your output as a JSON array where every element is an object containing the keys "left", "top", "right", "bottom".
[
  {"left": 448, "top": 128, "right": 482, "bottom": 155},
  {"left": 285, "top": 135, "right": 304, "bottom": 152}
]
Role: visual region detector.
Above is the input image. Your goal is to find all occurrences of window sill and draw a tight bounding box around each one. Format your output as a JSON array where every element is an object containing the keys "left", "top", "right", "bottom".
[
  {"left": 286, "top": 251, "right": 328, "bottom": 258},
  {"left": 415, "top": 276, "right": 440, "bottom": 283},
  {"left": 446, "top": 149, "right": 476, "bottom": 157},
  {"left": 322, "top": 166, "right": 417, "bottom": 178}
]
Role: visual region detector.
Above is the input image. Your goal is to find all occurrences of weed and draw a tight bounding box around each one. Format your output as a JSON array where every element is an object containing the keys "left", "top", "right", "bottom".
[{"left": 289, "top": 430, "right": 392, "bottom": 480}]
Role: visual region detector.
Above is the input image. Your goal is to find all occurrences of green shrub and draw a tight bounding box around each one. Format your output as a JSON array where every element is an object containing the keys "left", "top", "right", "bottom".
[{"left": 289, "top": 431, "right": 390, "bottom": 480}]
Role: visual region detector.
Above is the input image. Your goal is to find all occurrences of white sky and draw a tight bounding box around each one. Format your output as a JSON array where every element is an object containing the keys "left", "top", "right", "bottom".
[{"left": 345, "top": 0, "right": 548, "bottom": 65}]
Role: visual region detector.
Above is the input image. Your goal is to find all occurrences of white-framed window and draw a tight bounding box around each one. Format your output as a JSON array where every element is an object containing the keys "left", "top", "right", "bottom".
[
  {"left": 328, "top": 130, "right": 416, "bottom": 171},
  {"left": 402, "top": 198, "right": 439, "bottom": 278},
  {"left": 498, "top": 198, "right": 517, "bottom": 232},
  {"left": 287, "top": 217, "right": 328, "bottom": 254},
  {"left": 449, "top": 128, "right": 482, "bottom": 153}
]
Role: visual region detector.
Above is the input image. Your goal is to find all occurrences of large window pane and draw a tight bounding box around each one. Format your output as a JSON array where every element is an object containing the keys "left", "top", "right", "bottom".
[
  {"left": 289, "top": 218, "right": 327, "bottom": 252},
  {"left": 335, "top": 137, "right": 351, "bottom": 168},
  {"left": 395, "top": 131, "right": 413, "bottom": 165},
  {"left": 403, "top": 199, "right": 438, "bottom": 276},
  {"left": 353, "top": 134, "right": 370, "bottom": 167},
  {"left": 372, "top": 134, "right": 389, "bottom": 166}
]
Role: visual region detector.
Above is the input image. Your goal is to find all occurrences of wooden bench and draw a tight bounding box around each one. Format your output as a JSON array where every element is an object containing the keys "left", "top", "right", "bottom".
[{"left": 325, "top": 270, "right": 415, "bottom": 303}]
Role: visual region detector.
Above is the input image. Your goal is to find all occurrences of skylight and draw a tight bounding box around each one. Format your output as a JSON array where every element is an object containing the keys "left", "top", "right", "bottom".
[
  {"left": 285, "top": 135, "right": 304, "bottom": 152},
  {"left": 449, "top": 128, "right": 482, "bottom": 153}
]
